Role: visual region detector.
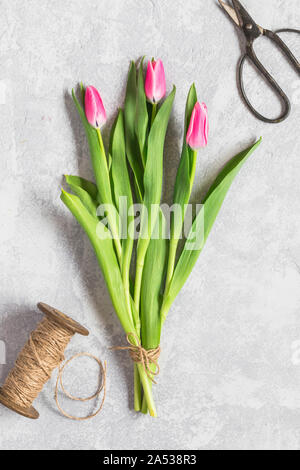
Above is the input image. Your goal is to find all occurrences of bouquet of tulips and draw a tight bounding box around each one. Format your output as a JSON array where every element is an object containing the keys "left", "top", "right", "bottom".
[{"left": 61, "top": 58, "right": 261, "bottom": 417}]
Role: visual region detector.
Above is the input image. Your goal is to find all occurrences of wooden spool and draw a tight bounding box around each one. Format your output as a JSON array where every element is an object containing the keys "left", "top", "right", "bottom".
[{"left": 0, "top": 302, "right": 89, "bottom": 419}]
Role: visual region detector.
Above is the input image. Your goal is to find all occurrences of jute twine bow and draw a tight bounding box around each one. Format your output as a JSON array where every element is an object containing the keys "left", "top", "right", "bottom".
[{"left": 110, "top": 332, "right": 160, "bottom": 384}]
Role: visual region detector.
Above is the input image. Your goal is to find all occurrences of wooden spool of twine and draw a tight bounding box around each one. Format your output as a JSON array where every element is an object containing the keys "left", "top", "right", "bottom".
[{"left": 0, "top": 302, "right": 105, "bottom": 420}]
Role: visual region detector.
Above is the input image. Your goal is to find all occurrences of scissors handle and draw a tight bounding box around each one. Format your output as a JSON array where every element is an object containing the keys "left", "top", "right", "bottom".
[
  {"left": 238, "top": 29, "right": 300, "bottom": 123},
  {"left": 267, "top": 29, "right": 300, "bottom": 73}
]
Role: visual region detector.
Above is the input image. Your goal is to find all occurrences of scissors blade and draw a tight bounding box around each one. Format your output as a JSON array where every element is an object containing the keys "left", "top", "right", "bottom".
[
  {"left": 219, "top": 1, "right": 262, "bottom": 39},
  {"left": 231, "top": 0, "right": 262, "bottom": 38},
  {"left": 218, "top": 0, "right": 240, "bottom": 27}
]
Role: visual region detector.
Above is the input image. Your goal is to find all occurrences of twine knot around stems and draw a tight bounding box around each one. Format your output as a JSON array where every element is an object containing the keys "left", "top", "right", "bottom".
[{"left": 110, "top": 333, "right": 160, "bottom": 384}]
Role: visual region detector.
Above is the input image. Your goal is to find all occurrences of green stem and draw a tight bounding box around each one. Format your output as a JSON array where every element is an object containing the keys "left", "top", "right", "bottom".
[
  {"left": 111, "top": 224, "right": 122, "bottom": 263},
  {"left": 141, "top": 394, "right": 148, "bottom": 414},
  {"left": 134, "top": 365, "right": 142, "bottom": 411},
  {"left": 141, "top": 363, "right": 156, "bottom": 414},
  {"left": 96, "top": 127, "right": 106, "bottom": 157},
  {"left": 96, "top": 128, "right": 122, "bottom": 263},
  {"left": 123, "top": 284, "right": 132, "bottom": 322},
  {"left": 122, "top": 251, "right": 133, "bottom": 324},
  {"left": 160, "top": 301, "right": 170, "bottom": 327},
  {"left": 164, "top": 150, "right": 198, "bottom": 297},
  {"left": 165, "top": 238, "right": 178, "bottom": 296},
  {"left": 134, "top": 254, "right": 145, "bottom": 313},
  {"left": 137, "top": 364, "right": 157, "bottom": 417},
  {"left": 138, "top": 102, "right": 157, "bottom": 167},
  {"left": 132, "top": 103, "right": 159, "bottom": 414},
  {"left": 151, "top": 103, "right": 157, "bottom": 126},
  {"left": 189, "top": 150, "right": 197, "bottom": 191}
]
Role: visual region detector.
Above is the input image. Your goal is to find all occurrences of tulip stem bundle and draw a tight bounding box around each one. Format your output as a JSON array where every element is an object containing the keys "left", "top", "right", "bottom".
[{"left": 60, "top": 57, "right": 261, "bottom": 417}]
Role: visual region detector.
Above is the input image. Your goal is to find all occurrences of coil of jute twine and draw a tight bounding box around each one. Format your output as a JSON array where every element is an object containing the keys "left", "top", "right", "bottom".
[
  {"left": 110, "top": 332, "right": 160, "bottom": 383},
  {"left": 55, "top": 352, "right": 106, "bottom": 421},
  {"left": 0, "top": 302, "right": 106, "bottom": 420}
]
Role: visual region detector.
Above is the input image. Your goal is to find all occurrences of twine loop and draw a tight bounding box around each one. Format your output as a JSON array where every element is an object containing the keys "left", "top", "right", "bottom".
[
  {"left": 55, "top": 352, "right": 107, "bottom": 421},
  {"left": 111, "top": 333, "right": 160, "bottom": 384},
  {"left": 0, "top": 317, "right": 106, "bottom": 420}
]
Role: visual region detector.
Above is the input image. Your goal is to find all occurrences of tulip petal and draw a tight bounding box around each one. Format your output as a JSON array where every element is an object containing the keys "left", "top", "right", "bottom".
[
  {"left": 145, "top": 59, "right": 166, "bottom": 104},
  {"left": 153, "top": 60, "right": 166, "bottom": 103},
  {"left": 85, "top": 85, "right": 107, "bottom": 128},
  {"left": 145, "top": 61, "right": 156, "bottom": 103},
  {"left": 186, "top": 102, "right": 208, "bottom": 150}
]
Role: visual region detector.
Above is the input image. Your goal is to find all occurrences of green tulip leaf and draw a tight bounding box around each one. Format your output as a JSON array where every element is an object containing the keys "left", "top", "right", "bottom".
[
  {"left": 72, "top": 89, "right": 114, "bottom": 208},
  {"left": 60, "top": 189, "right": 135, "bottom": 333},
  {"left": 137, "top": 87, "right": 176, "bottom": 260},
  {"left": 164, "top": 84, "right": 198, "bottom": 292},
  {"left": 141, "top": 210, "right": 167, "bottom": 349},
  {"left": 135, "top": 57, "right": 148, "bottom": 167},
  {"left": 111, "top": 109, "right": 135, "bottom": 315},
  {"left": 171, "top": 84, "right": 198, "bottom": 239},
  {"left": 65, "top": 175, "right": 99, "bottom": 217},
  {"left": 111, "top": 110, "right": 133, "bottom": 213},
  {"left": 124, "top": 61, "right": 144, "bottom": 202},
  {"left": 161, "top": 138, "right": 262, "bottom": 323}
]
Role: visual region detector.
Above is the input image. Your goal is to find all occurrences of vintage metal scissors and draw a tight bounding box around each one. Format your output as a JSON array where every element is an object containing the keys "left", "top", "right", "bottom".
[{"left": 218, "top": 0, "right": 300, "bottom": 123}]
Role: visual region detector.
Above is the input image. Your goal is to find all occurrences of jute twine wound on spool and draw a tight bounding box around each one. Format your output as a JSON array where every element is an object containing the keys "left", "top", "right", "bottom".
[
  {"left": 0, "top": 303, "right": 106, "bottom": 420},
  {"left": 111, "top": 332, "right": 160, "bottom": 383}
]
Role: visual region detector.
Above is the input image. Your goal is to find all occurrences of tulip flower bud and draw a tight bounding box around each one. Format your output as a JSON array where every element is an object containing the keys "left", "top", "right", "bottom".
[
  {"left": 145, "top": 59, "right": 166, "bottom": 104},
  {"left": 186, "top": 102, "right": 209, "bottom": 150},
  {"left": 85, "top": 85, "right": 107, "bottom": 129}
]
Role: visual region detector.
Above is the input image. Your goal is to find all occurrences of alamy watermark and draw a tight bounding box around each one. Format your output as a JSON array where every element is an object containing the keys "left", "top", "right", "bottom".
[{"left": 95, "top": 199, "right": 205, "bottom": 250}]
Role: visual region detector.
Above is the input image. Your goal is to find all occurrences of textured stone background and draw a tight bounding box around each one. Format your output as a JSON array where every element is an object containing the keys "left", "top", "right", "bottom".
[{"left": 0, "top": 0, "right": 300, "bottom": 450}]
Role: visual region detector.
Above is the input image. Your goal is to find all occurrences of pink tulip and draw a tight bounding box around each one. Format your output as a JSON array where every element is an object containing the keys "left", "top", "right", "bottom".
[
  {"left": 85, "top": 85, "right": 107, "bottom": 129},
  {"left": 145, "top": 59, "right": 166, "bottom": 104},
  {"left": 186, "top": 102, "right": 208, "bottom": 150}
]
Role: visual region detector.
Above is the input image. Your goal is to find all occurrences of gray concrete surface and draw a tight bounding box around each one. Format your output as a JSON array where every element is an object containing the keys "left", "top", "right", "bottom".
[{"left": 0, "top": 0, "right": 300, "bottom": 450}]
